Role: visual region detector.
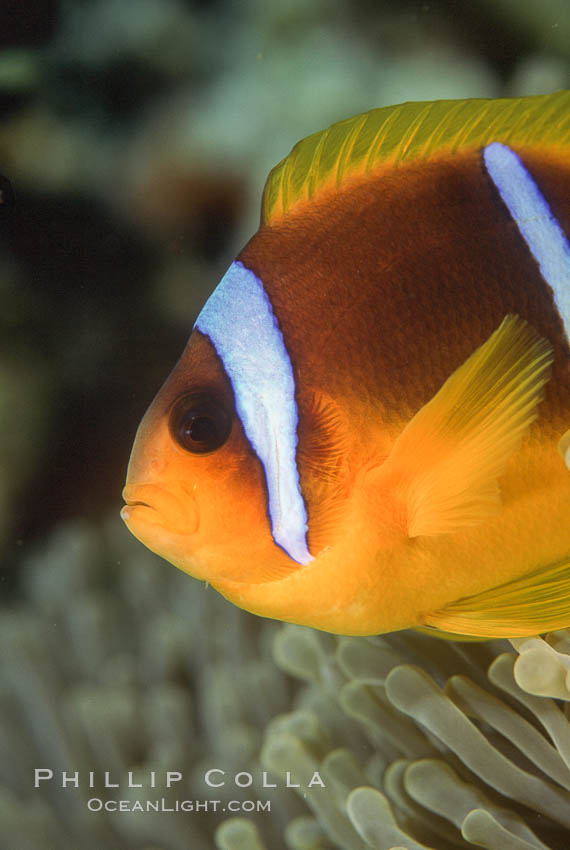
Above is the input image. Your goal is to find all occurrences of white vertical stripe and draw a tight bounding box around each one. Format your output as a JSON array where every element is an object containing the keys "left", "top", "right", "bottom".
[
  {"left": 484, "top": 142, "right": 570, "bottom": 342},
  {"left": 196, "top": 260, "right": 313, "bottom": 566}
]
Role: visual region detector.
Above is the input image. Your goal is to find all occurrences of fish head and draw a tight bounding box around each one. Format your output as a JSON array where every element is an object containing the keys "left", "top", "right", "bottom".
[{"left": 122, "top": 330, "right": 292, "bottom": 584}]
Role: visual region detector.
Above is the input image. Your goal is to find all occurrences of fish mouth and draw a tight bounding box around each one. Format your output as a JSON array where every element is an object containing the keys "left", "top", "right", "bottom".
[
  {"left": 121, "top": 482, "right": 199, "bottom": 535},
  {"left": 122, "top": 497, "right": 154, "bottom": 509},
  {"left": 121, "top": 485, "right": 160, "bottom": 527},
  {"left": 120, "top": 499, "right": 157, "bottom": 525}
]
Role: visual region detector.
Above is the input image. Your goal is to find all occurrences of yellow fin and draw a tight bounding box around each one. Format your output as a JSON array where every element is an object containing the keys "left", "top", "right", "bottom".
[
  {"left": 384, "top": 315, "right": 553, "bottom": 537},
  {"left": 413, "top": 626, "right": 489, "bottom": 642},
  {"left": 559, "top": 429, "right": 570, "bottom": 469},
  {"left": 262, "top": 91, "right": 570, "bottom": 225},
  {"left": 423, "top": 556, "right": 570, "bottom": 638}
]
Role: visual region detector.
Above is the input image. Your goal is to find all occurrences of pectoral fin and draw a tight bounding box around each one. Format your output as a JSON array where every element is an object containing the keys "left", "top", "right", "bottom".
[
  {"left": 559, "top": 429, "right": 570, "bottom": 469},
  {"left": 297, "top": 391, "right": 352, "bottom": 554},
  {"left": 423, "top": 556, "right": 570, "bottom": 638},
  {"left": 384, "top": 315, "right": 553, "bottom": 537}
]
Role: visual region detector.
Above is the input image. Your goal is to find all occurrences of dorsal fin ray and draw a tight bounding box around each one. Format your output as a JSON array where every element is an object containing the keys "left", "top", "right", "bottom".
[{"left": 262, "top": 91, "right": 570, "bottom": 226}]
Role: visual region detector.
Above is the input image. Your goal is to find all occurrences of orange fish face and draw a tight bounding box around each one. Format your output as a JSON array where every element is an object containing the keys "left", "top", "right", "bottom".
[{"left": 122, "top": 331, "right": 299, "bottom": 584}]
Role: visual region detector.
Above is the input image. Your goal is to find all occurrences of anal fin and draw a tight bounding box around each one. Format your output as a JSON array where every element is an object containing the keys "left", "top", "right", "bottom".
[
  {"left": 423, "top": 556, "right": 570, "bottom": 638},
  {"left": 382, "top": 315, "right": 553, "bottom": 537},
  {"left": 413, "top": 626, "right": 489, "bottom": 642}
]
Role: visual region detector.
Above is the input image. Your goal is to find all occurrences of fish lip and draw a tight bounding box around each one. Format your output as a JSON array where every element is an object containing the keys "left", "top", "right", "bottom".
[
  {"left": 121, "top": 482, "right": 199, "bottom": 535},
  {"left": 122, "top": 484, "right": 156, "bottom": 512},
  {"left": 123, "top": 498, "right": 154, "bottom": 510},
  {"left": 121, "top": 488, "right": 157, "bottom": 524}
]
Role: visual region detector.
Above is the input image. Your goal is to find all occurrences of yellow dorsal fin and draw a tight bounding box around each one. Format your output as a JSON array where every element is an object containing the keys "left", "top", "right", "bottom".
[
  {"left": 262, "top": 91, "right": 570, "bottom": 225},
  {"left": 423, "top": 556, "right": 570, "bottom": 638},
  {"left": 381, "top": 315, "right": 553, "bottom": 537}
]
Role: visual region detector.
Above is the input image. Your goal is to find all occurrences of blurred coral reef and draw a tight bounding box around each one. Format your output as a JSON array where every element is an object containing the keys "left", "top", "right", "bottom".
[{"left": 1, "top": 0, "right": 569, "bottom": 848}]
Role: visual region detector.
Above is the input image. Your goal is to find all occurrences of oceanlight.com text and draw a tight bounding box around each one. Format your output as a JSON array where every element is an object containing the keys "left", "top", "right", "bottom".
[{"left": 87, "top": 798, "right": 271, "bottom": 813}]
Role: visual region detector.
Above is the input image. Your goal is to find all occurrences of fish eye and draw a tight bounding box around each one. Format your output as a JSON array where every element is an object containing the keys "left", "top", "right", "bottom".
[{"left": 169, "top": 392, "right": 232, "bottom": 454}]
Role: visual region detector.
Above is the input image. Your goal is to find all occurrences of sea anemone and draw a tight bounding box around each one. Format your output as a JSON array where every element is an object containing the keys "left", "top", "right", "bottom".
[{"left": 1, "top": 517, "right": 569, "bottom": 850}]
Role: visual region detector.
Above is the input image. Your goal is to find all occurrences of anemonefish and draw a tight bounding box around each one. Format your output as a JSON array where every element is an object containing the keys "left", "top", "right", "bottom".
[{"left": 122, "top": 91, "right": 570, "bottom": 639}]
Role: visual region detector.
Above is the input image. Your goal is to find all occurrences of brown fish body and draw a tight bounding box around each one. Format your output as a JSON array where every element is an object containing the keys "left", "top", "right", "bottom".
[
  {"left": 196, "top": 150, "right": 569, "bottom": 634},
  {"left": 123, "top": 94, "right": 570, "bottom": 637},
  {"left": 241, "top": 151, "right": 569, "bottom": 427}
]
